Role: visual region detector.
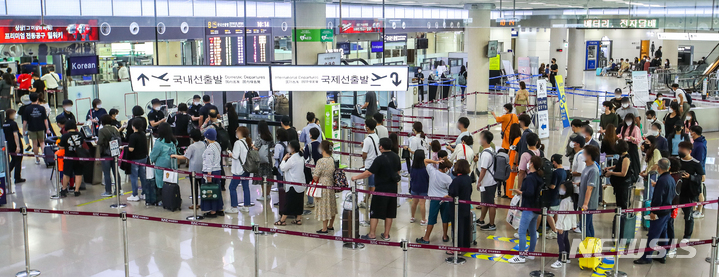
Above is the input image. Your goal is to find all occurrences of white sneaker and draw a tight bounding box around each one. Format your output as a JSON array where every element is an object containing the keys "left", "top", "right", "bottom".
[
  {"left": 526, "top": 256, "right": 535, "bottom": 260},
  {"left": 667, "top": 249, "right": 677, "bottom": 256},
  {"left": 507, "top": 256, "right": 526, "bottom": 264},
  {"left": 550, "top": 260, "right": 563, "bottom": 269},
  {"left": 127, "top": 195, "right": 140, "bottom": 202},
  {"left": 680, "top": 239, "right": 690, "bottom": 244},
  {"left": 546, "top": 231, "right": 557, "bottom": 239},
  {"left": 239, "top": 207, "right": 250, "bottom": 213},
  {"left": 225, "top": 207, "right": 239, "bottom": 214},
  {"left": 256, "top": 197, "right": 266, "bottom": 201},
  {"left": 693, "top": 212, "right": 705, "bottom": 218},
  {"left": 514, "top": 233, "right": 519, "bottom": 239},
  {"left": 140, "top": 194, "right": 146, "bottom": 200},
  {"left": 572, "top": 227, "right": 581, "bottom": 233}
]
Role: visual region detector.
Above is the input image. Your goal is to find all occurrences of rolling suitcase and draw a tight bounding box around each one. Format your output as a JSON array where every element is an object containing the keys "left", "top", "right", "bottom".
[
  {"left": 162, "top": 183, "right": 182, "bottom": 211},
  {"left": 342, "top": 203, "right": 360, "bottom": 239},
  {"left": 596, "top": 68, "right": 603, "bottom": 76},
  {"left": 43, "top": 145, "right": 56, "bottom": 168},
  {"left": 612, "top": 185, "right": 636, "bottom": 244},
  {"left": 578, "top": 213, "right": 602, "bottom": 270},
  {"left": 642, "top": 174, "right": 658, "bottom": 229},
  {"left": 471, "top": 211, "right": 478, "bottom": 245}
]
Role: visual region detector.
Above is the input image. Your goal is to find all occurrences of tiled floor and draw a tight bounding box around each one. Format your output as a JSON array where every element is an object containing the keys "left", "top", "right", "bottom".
[{"left": 1, "top": 72, "right": 718, "bottom": 276}]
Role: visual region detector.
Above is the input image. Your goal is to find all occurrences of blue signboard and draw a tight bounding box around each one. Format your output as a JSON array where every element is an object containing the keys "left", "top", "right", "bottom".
[
  {"left": 67, "top": 55, "right": 99, "bottom": 76},
  {"left": 370, "top": 41, "right": 384, "bottom": 53},
  {"left": 336, "top": 42, "right": 351, "bottom": 55}
]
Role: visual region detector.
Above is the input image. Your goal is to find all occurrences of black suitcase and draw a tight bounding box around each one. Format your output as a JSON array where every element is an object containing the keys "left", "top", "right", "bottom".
[
  {"left": 342, "top": 208, "right": 360, "bottom": 239},
  {"left": 162, "top": 183, "right": 182, "bottom": 211},
  {"left": 43, "top": 145, "right": 55, "bottom": 168}
]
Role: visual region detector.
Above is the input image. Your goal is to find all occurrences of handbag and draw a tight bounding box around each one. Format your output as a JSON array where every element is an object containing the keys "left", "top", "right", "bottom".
[
  {"left": 163, "top": 171, "right": 178, "bottom": 184},
  {"left": 200, "top": 183, "right": 220, "bottom": 200},
  {"left": 307, "top": 181, "right": 323, "bottom": 198}
]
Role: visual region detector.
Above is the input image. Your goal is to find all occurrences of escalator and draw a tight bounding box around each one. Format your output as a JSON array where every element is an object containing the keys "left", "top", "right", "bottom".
[{"left": 674, "top": 42, "right": 719, "bottom": 94}]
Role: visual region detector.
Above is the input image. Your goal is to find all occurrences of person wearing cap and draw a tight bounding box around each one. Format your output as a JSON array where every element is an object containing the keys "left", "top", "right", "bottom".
[
  {"left": 147, "top": 98, "right": 166, "bottom": 135},
  {"left": 201, "top": 128, "right": 224, "bottom": 218},
  {"left": 189, "top": 95, "right": 203, "bottom": 127},
  {"left": 616, "top": 97, "right": 638, "bottom": 122},
  {"left": 56, "top": 99, "right": 76, "bottom": 134},
  {"left": 198, "top": 95, "right": 218, "bottom": 127},
  {"left": 610, "top": 88, "right": 623, "bottom": 111}
]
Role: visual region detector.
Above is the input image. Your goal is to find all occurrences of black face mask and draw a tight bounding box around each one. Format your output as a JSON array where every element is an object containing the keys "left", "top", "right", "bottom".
[{"left": 679, "top": 152, "right": 689, "bottom": 158}]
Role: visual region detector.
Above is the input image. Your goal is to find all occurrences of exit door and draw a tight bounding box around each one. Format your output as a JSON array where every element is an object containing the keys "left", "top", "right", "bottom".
[{"left": 640, "top": 40, "right": 650, "bottom": 59}]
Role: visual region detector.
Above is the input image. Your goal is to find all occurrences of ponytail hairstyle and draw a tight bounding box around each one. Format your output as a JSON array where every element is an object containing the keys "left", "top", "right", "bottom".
[
  {"left": 320, "top": 140, "right": 333, "bottom": 155},
  {"left": 529, "top": 156, "right": 544, "bottom": 177},
  {"left": 237, "top": 126, "right": 253, "bottom": 148},
  {"left": 412, "top": 122, "right": 425, "bottom": 139}
]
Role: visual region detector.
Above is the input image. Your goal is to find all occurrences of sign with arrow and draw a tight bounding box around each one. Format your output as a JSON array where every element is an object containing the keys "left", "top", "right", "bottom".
[
  {"left": 537, "top": 79, "right": 550, "bottom": 139},
  {"left": 270, "top": 66, "right": 409, "bottom": 91},
  {"left": 128, "top": 66, "right": 271, "bottom": 92}
]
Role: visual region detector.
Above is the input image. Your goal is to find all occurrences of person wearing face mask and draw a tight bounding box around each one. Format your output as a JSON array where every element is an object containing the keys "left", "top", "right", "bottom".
[
  {"left": 360, "top": 118, "right": 381, "bottom": 208},
  {"left": 3, "top": 109, "right": 25, "bottom": 183},
  {"left": 226, "top": 126, "right": 253, "bottom": 214},
  {"left": 549, "top": 58, "right": 559, "bottom": 89},
  {"left": 403, "top": 122, "right": 428, "bottom": 172},
  {"left": 569, "top": 135, "right": 586, "bottom": 213},
  {"left": 615, "top": 97, "right": 638, "bottom": 121},
  {"left": 147, "top": 98, "right": 167, "bottom": 136},
  {"left": 566, "top": 119, "right": 587, "bottom": 167},
  {"left": 550, "top": 181, "right": 575, "bottom": 268},
  {"left": 599, "top": 101, "right": 618, "bottom": 136},
  {"left": 617, "top": 113, "right": 642, "bottom": 182},
  {"left": 603, "top": 140, "right": 633, "bottom": 209},
  {"left": 508, "top": 155, "right": 544, "bottom": 264},
  {"left": 277, "top": 140, "right": 307, "bottom": 226},
  {"left": 663, "top": 101, "right": 682, "bottom": 137},
  {"left": 639, "top": 136, "right": 662, "bottom": 181},
  {"left": 582, "top": 125, "right": 600, "bottom": 149},
  {"left": 491, "top": 104, "right": 518, "bottom": 150},
  {"left": 677, "top": 141, "right": 705, "bottom": 243},
  {"left": 610, "top": 88, "right": 624, "bottom": 111},
  {"left": 645, "top": 110, "right": 664, "bottom": 136},
  {"left": 689, "top": 126, "right": 707, "bottom": 219},
  {"left": 667, "top": 121, "right": 689, "bottom": 157},
  {"left": 651, "top": 93, "right": 666, "bottom": 111},
  {"left": 189, "top": 95, "right": 203, "bottom": 127},
  {"left": 446, "top": 117, "right": 471, "bottom": 153},
  {"left": 55, "top": 99, "right": 76, "bottom": 134},
  {"left": 683, "top": 111, "right": 698, "bottom": 143},
  {"left": 648, "top": 123, "right": 669, "bottom": 157},
  {"left": 85, "top": 98, "right": 107, "bottom": 136},
  {"left": 416, "top": 68, "right": 425, "bottom": 102}
]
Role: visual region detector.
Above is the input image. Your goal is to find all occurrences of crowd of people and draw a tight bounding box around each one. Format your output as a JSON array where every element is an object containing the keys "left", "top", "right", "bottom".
[{"left": 1, "top": 81, "right": 711, "bottom": 266}]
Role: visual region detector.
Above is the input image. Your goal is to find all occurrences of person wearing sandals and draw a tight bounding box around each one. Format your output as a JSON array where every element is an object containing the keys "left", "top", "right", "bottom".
[
  {"left": 416, "top": 158, "right": 454, "bottom": 244},
  {"left": 201, "top": 128, "right": 224, "bottom": 218},
  {"left": 171, "top": 129, "right": 206, "bottom": 210},
  {"left": 276, "top": 140, "right": 305, "bottom": 226},
  {"left": 313, "top": 141, "right": 338, "bottom": 233}
]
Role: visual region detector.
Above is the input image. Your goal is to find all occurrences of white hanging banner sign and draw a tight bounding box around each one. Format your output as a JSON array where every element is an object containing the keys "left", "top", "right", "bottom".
[
  {"left": 129, "top": 66, "right": 271, "bottom": 92},
  {"left": 631, "top": 71, "right": 650, "bottom": 105},
  {"left": 270, "top": 66, "right": 409, "bottom": 91},
  {"left": 536, "top": 79, "right": 550, "bottom": 139}
]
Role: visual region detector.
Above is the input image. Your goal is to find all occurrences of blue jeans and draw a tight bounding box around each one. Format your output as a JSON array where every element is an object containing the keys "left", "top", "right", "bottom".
[
  {"left": 640, "top": 213, "right": 670, "bottom": 261},
  {"left": 229, "top": 172, "right": 251, "bottom": 207},
  {"left": 129, "top": 158, "right": 148, "bottom": 198},
  {"left": 518, "top": 211, "right": 539, "bottom": 255},
  {"left": 581, "top": 212, "right": 596, "bottom": 238},
  {"left": 102, "top": 159, "right": 117, "bottom": 194}
]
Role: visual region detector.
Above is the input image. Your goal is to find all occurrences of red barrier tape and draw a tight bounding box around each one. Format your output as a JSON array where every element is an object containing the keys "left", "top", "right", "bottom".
[
  {"left": 267, "top": 178, "right": 351, "bottom": 191},
  {"left": 26, "top": 208, "right": 120, "bottom": 218},
  {"left": 409, "top": 243, "right": 559, "bottom": 257},
  {"left": 326, "top": 138, "right": 362, "bottom": 145},
  {"left": 119, "top": 159, "right": 194, "bottom": 175},
  {"left": 128, "top": 213, "right": 252, "bottom": 230},
  {"left": 0, "top": 208, "right": 20, "bottom": 212},
  {"left": 335, "top": 151, "right": 363, "bottom": 157},
  {"left": 9, "top": 153, "right": 114, "bottom": 161},
  {"left": 624, "top": 199, "right": 719, "bottom": 213}
]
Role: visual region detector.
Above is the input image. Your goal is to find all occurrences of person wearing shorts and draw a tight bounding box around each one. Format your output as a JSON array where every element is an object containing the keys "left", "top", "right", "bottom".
[
  {"left": 353, "top": 138, "right": 401, "bottom": 241},
  {"left": 21, "top": 93, "right": 51, "bottom": 165},
  {"left": 58, "top": 120, "right": 84, "bottom": 197},
  {"left": 476, "top": 131, "right": 498, "bottom": 231},
  {"left": 416, "top": 158, "right": 454, "bottom": 244},
  {"left": 360, "top": 118, "right": 380, "bottom": 209}
]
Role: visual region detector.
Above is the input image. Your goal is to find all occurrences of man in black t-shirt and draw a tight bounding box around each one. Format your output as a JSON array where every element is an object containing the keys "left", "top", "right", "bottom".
[
  {"left": 55, "top": 99, "right": 77, "bottom": 134},
  {"left": 58, "top": 120, "right": 84, "bottom": 197},
  {"left": 168, "top": 103, "right": 192, "bottom": 149},
  {"left": 678, "top": 141, "right": 705, "bottom": 242},
  {"left": 22, "top": 93, "right": 51, "bottom": 165},
  {"left": 244, "top": 91, "right": 259, "bottom": 114},
  {"left": 3, "top": 109, "right": 24, "bottom": 183},
  {"left": 189, "top": 95, "right": 202, "bottom": 127},
  {"left": 280, "top": 116, "right": 298, "bottom": 143},
  {"left": 147, "top": 98, "right": 166, "bottom": 135},
  {"left": 549, "top": 58, "right": 559, "bottom": 89},
  {"left": 352, "top": 137, "right": 401, "bottom": 241},
  {"left": 198, "top": 95, "right": 218, "bottom": 127},
  {"left": 30, "top": 73, "right": 45, "bottom": 97}
]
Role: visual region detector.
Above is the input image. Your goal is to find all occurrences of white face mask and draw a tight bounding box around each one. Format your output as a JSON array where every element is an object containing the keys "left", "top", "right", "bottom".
[
  {"left": 96, "top": 104, "right": 102, "bottom": 109},
  {"left": 64, "top": 106, "right": 72, "bottom": 112},
  {"left": 569, "top": 141, "right": 576, "bottom": 148},
  {"left": 657, "top": 97, "right": 663, "bottom": 101},
  {"left": 417, "top": 69, "right": 422, "bottom": 73},
  {"left": 194, "top": 101, "right": 201, "bottom": 105},
  {"left": 559, "top": 188, "right": 566, "bottom": 196},
  {"left": 622, "top": 103, "right": 629, "bottom": 108},
  {"left": 625, "top": 120, "right": 633, "bottom": 126},
  {"left": 527, "top": 162, "right": 533, "bottom": 171},
  {"left": 153, "top": 106, "right": 161, "bottom": 111},
  {"left": 686, "top": 116, "right": 692, "bottom": 121},
  {"left": 615, "top": 94, "right": 622, "bottom": 99},
  {"left": 648, "top": 129, "right": 658, "bottom": 136}
]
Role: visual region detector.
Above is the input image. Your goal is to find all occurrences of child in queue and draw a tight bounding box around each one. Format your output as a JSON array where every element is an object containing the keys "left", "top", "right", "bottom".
[{"left": 551, "top": 181, "right": 576, "bottom": 268}]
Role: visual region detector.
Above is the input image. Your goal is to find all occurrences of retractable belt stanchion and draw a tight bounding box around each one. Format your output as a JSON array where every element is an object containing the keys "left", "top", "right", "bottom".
[
  {"left": 711, "top": 237, "right": 718, "bottom": 277},
  {"left": 561, "top": 251, "right": 568, "bottom": 277},
  {"left": 530, "top": 207, "right": 553, "bottom": 277},
  {"left": 360, "top": 179, "right": 370, "bottom": 227},
  {"left": 446, "top": 196, "right": 466, "bottom": 264},
  {"left": 253, "top": 225, "right": 260, "bottom": 277},
  {"left": 186, "top": 172, "right": 203, "bottom": 220},
  {"left": 344, "top": 180, "right": 364, "bottom": 249},
  {"left": 707, "top": 197, "right": 719, "bottom": 264},
  {"left": 401, "top": 239, "right": 409, "bottom": 277},
  {"left": 15, "top": 207, "right": 40, "bottom": 277},
  {"left": 121, "top": 212, "right": 130, "bottom": 277},
  {"left": 611, "top": 208, "right": 627, "bottom": 277},
  {"left": 50, "top": 153, "right": 61, "bottom": 199},
  {"left": 260, "top": 177, "right": 269, "bottom": 235},
  {"left": 110, "top": 157, "right": 127, "bottom": 209},
  {"left": 595, "top": 94, "right": 601, "bottom": 119},
  {"left": 349, "top": 131, "right": 354, "bottom": 169}
]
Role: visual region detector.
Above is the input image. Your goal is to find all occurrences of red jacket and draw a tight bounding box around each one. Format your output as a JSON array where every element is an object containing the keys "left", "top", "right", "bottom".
[{"left": 17, "top": 74, "right": 32, "bottom": 90}]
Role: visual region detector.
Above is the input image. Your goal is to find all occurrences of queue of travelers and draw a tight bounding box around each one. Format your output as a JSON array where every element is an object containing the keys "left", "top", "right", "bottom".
[{"left": 2, "top": 84, "right": 710, "bottom": 267}]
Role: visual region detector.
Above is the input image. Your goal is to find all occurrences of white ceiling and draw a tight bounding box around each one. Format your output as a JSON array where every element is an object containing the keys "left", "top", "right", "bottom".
[{"left": 343, "top": 0, "right": 716, "bottom": 10}]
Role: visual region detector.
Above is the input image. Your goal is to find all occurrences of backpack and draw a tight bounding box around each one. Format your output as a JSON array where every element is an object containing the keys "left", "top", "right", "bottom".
[
  {"left": 458, "top": 72, "right": 467, "bottom": 85},
  {"left": 492, "top": 151, "right": 511, "bottom": 182},
  {"left": 238, "top": 140, "right": 260, "bottom": 174},
  {"left": 529, "top": 150, "right": 554, "bottom": 192},
  {"left": 685, "top": 93, "right": 693, "bottom": 106},
  {"left": 258, "top": 140, "right": 271, "bottom": 164},
  {"left": 272, "top": 142, "right": 287, "bottom": 175},
  {"left": 211, "top": 123, "right": 231, "bottom": 151},
  {"left": 102, "top": 127, "right": 122, "bottom": 157},
  {"left": 274, "top": 94, "right": 290, "bottom": 116}
]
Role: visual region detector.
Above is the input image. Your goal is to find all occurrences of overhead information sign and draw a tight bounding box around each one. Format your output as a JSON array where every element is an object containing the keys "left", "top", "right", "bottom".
[
  {"left": 536, "top": 80, "right": 549, "bottom": 139},
  {"left": 129, "top": 66, "right": 271, "bottom": 92},
  {"left": 581, "top": 19, "right": 657, "bottom": 29},
  {"left": 271, "top": 66, "right": 408, "bottom": 91}
]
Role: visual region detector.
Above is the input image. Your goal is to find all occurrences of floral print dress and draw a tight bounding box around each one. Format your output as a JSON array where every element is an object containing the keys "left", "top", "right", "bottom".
[{"left": 312, "top": 157, "right": 337, "bottom": 221}]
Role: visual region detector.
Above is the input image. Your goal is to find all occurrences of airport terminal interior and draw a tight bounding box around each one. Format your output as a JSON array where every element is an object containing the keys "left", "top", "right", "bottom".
[{"left": 2, "top": 0, "right": 719, "bottom": 276}]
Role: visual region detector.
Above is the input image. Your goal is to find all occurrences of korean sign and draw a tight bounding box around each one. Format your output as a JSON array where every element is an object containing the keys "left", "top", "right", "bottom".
[
  {"left": 340, "top": 19, "right": 383, "bottom": 33},
  {"left": 0, "top": 21, "right": 99, "bottom": 43},
  {"left": 129, "top": 66, "right": 271, "bottom": 92},
  {"left": 294, "top": 29, "right": 334, "bottom": 42},
  {"left": 271, "top": 66, "right": 409, "bottom": 92},
  {"left": 536, "top": 80, "right": 549, "bottom": 139},
  {"left": 555, "top": 75, "right": 571, "bottom": 129},
  {"left": 581, "top": 19, "right": 657, "bottom": 29}
]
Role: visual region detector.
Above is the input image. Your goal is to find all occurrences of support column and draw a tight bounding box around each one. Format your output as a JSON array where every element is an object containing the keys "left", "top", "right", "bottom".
[
  {"left": 549, "top": 28, "right": 568, "bottom": 80},
  {"left": 464, "top": 4, "right": 494, "bottom": 114},
  {"left": 566, "top": 28, "right": 585, "bottom": 88},
  {"left": 291, "top": 0, "right": 327, "bottom": 127},
  {"left": 661, "top": 30, "right": 679, "bottom": 69}
]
